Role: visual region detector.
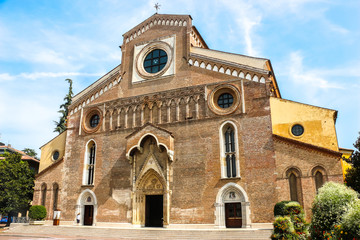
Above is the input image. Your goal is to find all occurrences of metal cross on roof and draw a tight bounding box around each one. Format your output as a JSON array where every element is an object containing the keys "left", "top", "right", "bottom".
[{"left": 154, "top": 3, "right": 161, "bottom": 13}]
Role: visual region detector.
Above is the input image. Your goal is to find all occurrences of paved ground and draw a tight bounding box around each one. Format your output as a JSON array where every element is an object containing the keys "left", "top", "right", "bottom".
[{"left": 0, "top": 224, "right": 272, "bottom": 240}]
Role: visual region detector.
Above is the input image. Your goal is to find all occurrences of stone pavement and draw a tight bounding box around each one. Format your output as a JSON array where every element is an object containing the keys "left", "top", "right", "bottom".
[{"left": 0, "top": 224, "right": 272, "bottom": 240}]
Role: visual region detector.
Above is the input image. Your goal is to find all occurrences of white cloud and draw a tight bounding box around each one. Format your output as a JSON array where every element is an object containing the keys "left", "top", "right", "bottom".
[
  {"left": 0, "top": 73, "right": 15, "bottom": 81},
  {"left": 0, "top": 72, "right": 103, "bottom": 82},
  {"left": 287, "top": 51, "right": 344, "bottom": 90}
]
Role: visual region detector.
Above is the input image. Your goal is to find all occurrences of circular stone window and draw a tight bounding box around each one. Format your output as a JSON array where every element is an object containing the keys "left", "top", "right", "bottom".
[
  {"left": 291, "top": 124, "right": 304, "bottom": 136},
  {"left": 143, "top": 49, "right": 168, "bottom": 74},
  {"left": 136, "top": 41, "right": 173, "bottom": 79},
  {"left": 52, "top": 150, "right": 60, "bottom": 161},
  {"left": 82, "top": 108, "right": 103, "bottom": 133},
  {"left": 208, "top": 84, "right": 241, "bottom": 115}
]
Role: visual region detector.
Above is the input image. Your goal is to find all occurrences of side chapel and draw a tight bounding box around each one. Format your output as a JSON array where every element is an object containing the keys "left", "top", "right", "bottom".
[{"left": 33, "top": 14, "right": 344, "bottom": 228}]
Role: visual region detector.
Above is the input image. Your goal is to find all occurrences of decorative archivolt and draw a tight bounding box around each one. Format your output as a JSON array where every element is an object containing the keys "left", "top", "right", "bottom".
[
  {"left": 125, "top": 17, "right": 188, "bottom": 44},
  {"left": 188, "top": 58, "right": 266, "bottom": 84}
]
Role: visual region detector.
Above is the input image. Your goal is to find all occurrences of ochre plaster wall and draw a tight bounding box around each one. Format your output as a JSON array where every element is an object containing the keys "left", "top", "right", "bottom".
[
  {"left": 39, "top": 131, "right": 67, "bottom": 172},
  {"left": 270, "top": 97, "right": 339, "bottom": 151}
]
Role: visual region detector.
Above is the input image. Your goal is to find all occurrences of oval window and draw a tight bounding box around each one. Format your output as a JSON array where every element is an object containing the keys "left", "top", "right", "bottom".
[
  {"left": 90, "top": 114, "right": 100, "bottom": 128},
  {"left": 217, "top": 93, "right": 234, "bottom": 108},
  {"left": 291, "top": 124, "right": 304, "bottom": 136},
  {"left": 52, "top": 151, "right": 60, "bottom": 161},
  {"left": 143, "top": 49, "right": 168, "bottom": 73}
]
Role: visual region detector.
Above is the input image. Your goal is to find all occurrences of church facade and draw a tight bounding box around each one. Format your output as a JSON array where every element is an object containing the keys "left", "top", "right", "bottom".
[{"left": 33, "top": 14, "right": 344, "bottom": 228}]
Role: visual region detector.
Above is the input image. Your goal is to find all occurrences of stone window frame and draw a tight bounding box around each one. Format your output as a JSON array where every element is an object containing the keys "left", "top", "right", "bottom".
[
  {"left": 208, "top": 84, "right": 241, "bottom": 116},
  {"left": 82, "top": 108, "right": 103, "bottom": 134},
  {"left": 135, "top": 41, "right": 173, "bottom": 80},
  {"left": 219, "top": 121, "right": 240, "bottom": 179},
  {"left": 82, "top": 139, "right": 97, "bottom": 186}
]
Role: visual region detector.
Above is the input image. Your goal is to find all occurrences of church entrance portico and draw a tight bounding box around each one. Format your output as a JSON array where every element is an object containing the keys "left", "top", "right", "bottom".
[{"left": 126, "top": 127, "right": 174, "bottom": 228}]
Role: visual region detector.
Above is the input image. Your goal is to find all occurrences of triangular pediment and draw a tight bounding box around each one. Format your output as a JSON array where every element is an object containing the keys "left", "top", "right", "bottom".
[{"left": 122, "top": 14, "right": 192, "bottom": 45}]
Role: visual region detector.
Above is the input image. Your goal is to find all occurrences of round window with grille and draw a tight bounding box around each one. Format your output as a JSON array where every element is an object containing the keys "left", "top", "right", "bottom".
[
  {"left": 291, "top": 124, "right": 304, "bottom": 136},
  {"left": 143, "top": 49, "right": 168, "bottom": 74}
]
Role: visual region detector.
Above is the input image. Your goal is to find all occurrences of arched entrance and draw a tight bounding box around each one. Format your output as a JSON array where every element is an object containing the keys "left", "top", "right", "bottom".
[
  {"left": 133, "top": 169, "right": 167, "bottom": 227},
  {"left": 76, "top": 189, "right": 97, "bottom": 226},
  {"left": 215, "top": 183, "right": 251, "bottom": 228}
]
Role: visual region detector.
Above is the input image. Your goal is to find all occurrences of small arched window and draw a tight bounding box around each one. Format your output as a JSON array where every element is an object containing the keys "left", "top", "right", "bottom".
[
  {"left": 53, "top": 183, "right": 59, "bottom": 211},
  {"left": 83, "top": 141, "right": 96, "bottom": 185},
  {"left": 315, "top": 171, "right": 324, "bottom": 192},
  {"left": 219, "top": 122, "right": 239, "bottom": 179},
  {"left": 289, "top": 173, "right": 298, "bottom": 202},
  {"left": 41, "top": 183, "right": 47, "bottom": 206},
  {"left": 286, "top": 168, "right": 302, "bottom": 204}
]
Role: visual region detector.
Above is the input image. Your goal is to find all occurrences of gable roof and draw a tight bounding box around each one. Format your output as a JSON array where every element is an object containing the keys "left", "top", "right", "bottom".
[{"left": 0, "top": 145, "right": 40, "bottom": 163}]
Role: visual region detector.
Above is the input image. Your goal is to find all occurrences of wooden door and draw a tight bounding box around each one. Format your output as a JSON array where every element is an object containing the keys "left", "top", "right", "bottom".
[
  {"left": 225, "top": 203, "right": 242, "bottom": 228},
  {"left": 83, "top": 205, "right": 94, "bottom": 226}
]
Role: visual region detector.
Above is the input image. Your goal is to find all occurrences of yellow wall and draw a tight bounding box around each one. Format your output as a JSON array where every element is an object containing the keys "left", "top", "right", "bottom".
[
  {"left": 39, "top": 131, "right": 67, "bottom": 172},
  {"left": 340, "top": 148, "right": 353, "bottom": 179},
  {"left": 270, "top": 97, "right": 339, "bottom": 151}
]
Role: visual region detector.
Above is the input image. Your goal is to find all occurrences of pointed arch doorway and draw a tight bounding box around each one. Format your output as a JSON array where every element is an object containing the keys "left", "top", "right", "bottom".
[{"left": 133, "top": 169, "right": 167, "bottom": 227}]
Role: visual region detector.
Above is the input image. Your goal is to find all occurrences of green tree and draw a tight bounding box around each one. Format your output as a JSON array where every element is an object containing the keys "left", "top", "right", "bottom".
[
  {"left": 0, "top": 153, "right": 35, "bottom": 226},
  {"left": 345, "top": 132, "right": 360, "bottom": 194},
  {"left": 54, "top": 78, "right": 73, "bottom": 134},
  {"left": 21, "top": 148, "right": 38, "bottom": 159}
]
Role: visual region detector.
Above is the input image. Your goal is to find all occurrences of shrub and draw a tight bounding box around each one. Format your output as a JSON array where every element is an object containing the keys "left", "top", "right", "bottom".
[
  {"left": 271, "top": 216, "right": 298, "bottom": 240},
  {"left": 29, "top": 205, "right": 47, "bottom": 220},
  {"left": 271, "top": 201, "right": 309, "bottom": 240},
  {"left": 341, "top": 200, "right": 360, "bottom": 239},
  {"left": 310, "top": 182, "right": 359, "bottom": 240},
  {"left": 274, "top": 200, "right": 292, "bottom": 216}
]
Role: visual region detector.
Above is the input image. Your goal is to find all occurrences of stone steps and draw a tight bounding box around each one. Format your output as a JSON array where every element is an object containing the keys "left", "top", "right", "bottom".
[{"left": 4, "top": 224, "right": 272, "bottom": 240}]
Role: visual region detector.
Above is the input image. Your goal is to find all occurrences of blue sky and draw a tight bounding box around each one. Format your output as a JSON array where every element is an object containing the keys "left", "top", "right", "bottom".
[{"left": 0, "top": 0, "right": 359, "bottom": 156}]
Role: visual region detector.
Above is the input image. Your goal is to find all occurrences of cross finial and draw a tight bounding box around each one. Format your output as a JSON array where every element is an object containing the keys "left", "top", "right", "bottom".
[{"left": 154, "top": 3, "right": 161, "bottom": 14}]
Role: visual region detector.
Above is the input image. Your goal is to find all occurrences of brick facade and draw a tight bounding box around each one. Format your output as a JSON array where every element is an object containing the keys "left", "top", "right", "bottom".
[{"left": 34, "top": 14, "right": 343, "bottom": 228}]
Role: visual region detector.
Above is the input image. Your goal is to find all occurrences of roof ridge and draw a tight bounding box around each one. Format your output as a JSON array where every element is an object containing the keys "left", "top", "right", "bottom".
[{"left": 191, "top": 46, "right": 269, "bottom": 61}]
